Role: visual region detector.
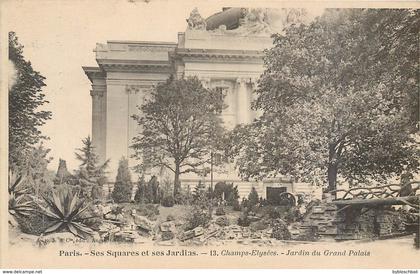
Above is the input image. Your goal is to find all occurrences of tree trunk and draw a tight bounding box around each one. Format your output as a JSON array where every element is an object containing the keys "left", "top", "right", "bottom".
[
  {"left": 328, "top": 143, "right": 338, "bottom": 199},
  {"left": 174, "top": 163, "right": 181, "bottom": 195}
]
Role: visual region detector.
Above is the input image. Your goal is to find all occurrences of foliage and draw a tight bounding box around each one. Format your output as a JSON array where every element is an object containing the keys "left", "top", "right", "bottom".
[
  {"left": 134, "top": 176, "right": 161, "bottom": 204},
  {"left": 191, "top": 181, "right": 210, "bottom": 209},
  {"left": 250, "top": 220, "right": 269, "bottom": 231},
  {"left": 232, "top": 200, "right": 241, "bottom": 211},
  {"left": 174, "top": 188, "right": 193, "bottom": 205},
  {"left": 237, "top": 213, "right": 251, "bottom": 227},
  {"left": 247, "top": 187, "right": 259, "bottom": 208},
  {"left": 8, "top": 32, "right": 52, "bottom": 170},
  {"left": 75, "top": 136, "right": 109, "bottom": 185},
  {"left": 111, "top": 157, "right": 134, "bottom": 203},
  {"left": 184, "top": 206, "right": 211, "bottom": 231},
  {"left": 135, "top": 204, "right": 160, "bottom": 220},
  {"left": 54, "top": 158, "right": 74, "bottom": 185},
  {"left": 8, "top": 172, "right": 34, "bottom": 218},
  {"left": 38, "top": 189, "right": 94, "bottom": 239},
  {"left": 116, "top": 157, "right": 132, "bottom": 183},
  {"left": 18, "top": 143, "right": 54, "bottom": 197},
  {"left": 131, "top": 76, "right": 226, "bottom": 194},
  {"left": 161, "top": 196, "right": 175, "bottom": 207},
  {"left": 215, "top": 206, "right": 225, "bottom": 216},
  {"left": 15, "top": 210, "right": 51, "bottom": 236},
  {"left": 229, "top": 9, "right": 420, "bottom": 190},
  {"left": 271, "top": 219, "right": 291, "bottom": 240},
  {"left": 213, "top": 182, "right": 240, "bottom": 206},
  {"left": 111, "top": 181, "right": 133, "bottom": 203}
]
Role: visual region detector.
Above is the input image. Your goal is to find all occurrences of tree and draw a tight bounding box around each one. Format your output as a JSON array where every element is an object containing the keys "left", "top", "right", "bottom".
[
  {"left": 111, "top": 157, "right": 133, "bottom": 203},
  {"left": 247, "top": 187, "right": 259, "bottom": 208},
  {"left": 74, "top": 136, "right": 109, "bottom": 185},
  {"left": 132, "top": 76, "right": 226, "bottom": 194},
  {"left": 230, "top": 9, "right": 420, "bottom": 192},
  {"left": 115, "top": 157, "right": 132, "bottom": 183},
  {"left": 20, "top": 143, "right": 54, "bottom": 196},
  {"left": 8, "top": 32, "right": 52, "bottom": 170}
]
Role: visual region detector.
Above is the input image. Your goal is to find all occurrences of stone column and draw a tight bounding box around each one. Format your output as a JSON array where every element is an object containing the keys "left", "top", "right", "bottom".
[
  {"left": 90, "top": 86, "right": 106, "bottom": 163},
  {"left": 236, "top": 77, "right": 251, "bottom": 124}
]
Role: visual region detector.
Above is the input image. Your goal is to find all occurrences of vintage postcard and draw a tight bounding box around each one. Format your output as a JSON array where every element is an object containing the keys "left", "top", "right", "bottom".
[{"left": 0, "top": 0, "right": 419, "bottom": 269}]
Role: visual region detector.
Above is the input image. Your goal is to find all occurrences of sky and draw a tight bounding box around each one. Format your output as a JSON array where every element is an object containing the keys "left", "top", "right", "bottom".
[
  {"left": 3, "top": 0, "right": 328, "bottom": 172},
  {"left": 3, "top": 0, "right": 227, "bottom": 171}
]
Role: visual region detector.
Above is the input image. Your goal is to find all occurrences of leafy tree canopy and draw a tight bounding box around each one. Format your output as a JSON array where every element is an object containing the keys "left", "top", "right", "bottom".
[
  {"left": 9, "top": 32, "right": 52, "bottom": 169},
  {"left": 229, "top": 9, "right": 420, "bottom": 191},
  {"left": 132, "top": 76, "right": 226, "bottom": 194},
  {"left": 75, "top": 136, "right": 109, "bottom": 184}
]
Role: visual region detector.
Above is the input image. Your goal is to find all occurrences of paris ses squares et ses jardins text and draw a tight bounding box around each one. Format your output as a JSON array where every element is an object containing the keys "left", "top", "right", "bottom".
[{"left": 58, "top": 248, "right": 371, "bottom": 258}]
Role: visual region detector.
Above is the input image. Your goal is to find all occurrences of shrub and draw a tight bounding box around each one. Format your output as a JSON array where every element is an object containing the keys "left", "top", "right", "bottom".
[
  {"left": 232, "top": 200, "right": 241, "bottom": 211},
  {"left": 215, "top": 206, "right": 225, "bottom": 216},
  {"left": 15, "top": 209, "right": 51, "bottom": 236},
  {"left": 237, "top": 213, "right": 251, "bottom": 227},
  {"left": 184, "top": 206, "right": 210, "bottom": 231},
  {"left": 213, "top": 182, "right": 240, "bottom": 206},
  {"left": 161, "top": 196, "right": 175, "bottom": 207},
  {"left": 248, "top": 187, "right": 259, "bottom": 208},
  {"left": 271, "top": 219, "right": 291, "bottom": 240},
  {"left": 8, "top": 173, "right": 35, "bottom": 218},
  {"left": 111, "top": 181, "right": 132, "bottom": 203},
  {"left": 250, "top": 220, "right": 269, "bottom": 231},
  {"left": 134, "top": 178, "right": 148, "bottom": 204},
  {"left": 91, "top": 184, "right": 103, "bottom": 201},
  {"left": 136, "top": 204, "right": 159, "bottom": 220}
]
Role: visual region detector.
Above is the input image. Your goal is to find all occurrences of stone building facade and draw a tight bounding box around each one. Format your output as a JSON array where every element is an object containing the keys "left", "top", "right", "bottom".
[{"left": 83, "top": 8, "right": 321, "bottom": 200}]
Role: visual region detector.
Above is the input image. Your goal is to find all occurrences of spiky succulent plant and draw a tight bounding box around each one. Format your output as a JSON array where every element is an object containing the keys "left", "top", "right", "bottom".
[{"left": 38, "top": 189, "right": 94, "bottom": 239}]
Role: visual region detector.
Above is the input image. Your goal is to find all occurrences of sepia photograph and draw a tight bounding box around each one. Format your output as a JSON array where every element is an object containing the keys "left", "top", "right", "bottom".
[{"left": 1, "top": 0, "right": 419, "bottom": 269}]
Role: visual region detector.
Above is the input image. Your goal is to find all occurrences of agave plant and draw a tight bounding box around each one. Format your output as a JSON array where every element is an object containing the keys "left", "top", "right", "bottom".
[
  {"left": 8, "top": 171, "right": 34, "bottom": 217},
  {"left": 38, "top": 189, "right": 94, "bottom": 239}
]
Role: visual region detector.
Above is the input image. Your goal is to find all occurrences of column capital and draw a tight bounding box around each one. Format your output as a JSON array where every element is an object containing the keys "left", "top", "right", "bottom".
[{"left": 90, "top": 89, "right": 105, "bottom": 98}]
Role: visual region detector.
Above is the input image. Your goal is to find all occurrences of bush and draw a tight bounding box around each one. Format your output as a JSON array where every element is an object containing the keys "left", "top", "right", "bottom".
[
  {"left": 232, "top": 200, "right": 241, "bottom": 211},
  {"left": 237, "top": 213, "right": 251, "bottom": 227},
  {"left": 250, "top": 220, "right": 269, "bottom": 231},
  {"left": 213, "top": 182, "right": 240, "bottom": 206},
  {"left": 174, "top": 190, "right": 193, "bottom": 205},
  {"left": 215, "top": 206, "right": 225, "bottom": 216},
  {"left": 136, "top": 204, "right": 159, "bottom": 220},
  {"left": 161, "top": 196, "right": 175, "bottom": 207},
  {"left": 15, "top": 210, "right": 51, "bottom": 236},
  {"left": 91, "top": 184, "right": 103, "bottom": 201},
  {"left": 248, "top": 187, "right": 259, "bottom": 208},
  {"left": 111, "top": 181, "right": 133, "bottom": 203},
  {"left": 184, "top": 206, "right": 210, "bottom": 231},
  {"left": 271, "top": 219, "right": 291, "bottom": 240}
]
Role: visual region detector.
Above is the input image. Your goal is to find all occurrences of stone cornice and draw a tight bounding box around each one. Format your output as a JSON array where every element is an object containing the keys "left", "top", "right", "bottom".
[
  {"left": 97, "top": 59, "right": 174, "bottom": 73},
  {"left": 173, "top": 48, "right": 264, "bottom": 63},
  {"left": 82, "top": 66, "right": 106, "bottom": 83}
]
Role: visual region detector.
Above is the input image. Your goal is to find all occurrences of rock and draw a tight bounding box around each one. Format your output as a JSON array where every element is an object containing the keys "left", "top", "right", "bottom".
[
  {"left": 160, "top": 221, "right": 176, "bottom": 232},
  {"left": 161, "top": 231, "right": 175, "bottom": 241},
  {"left": 180, "top": 230, "right": 195, "bottom": 241},
  {"left": 133, "top": 215, "right": 154, "bottom": 232},
  {"left": 215, "top": 216, "right": 229, "bottom": 227},
  {"left": 193, "top": 226, "right": 204, "bottom": 237},
  {"left": 114, "top": 230, "right": 141, "bottom": 242}
]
